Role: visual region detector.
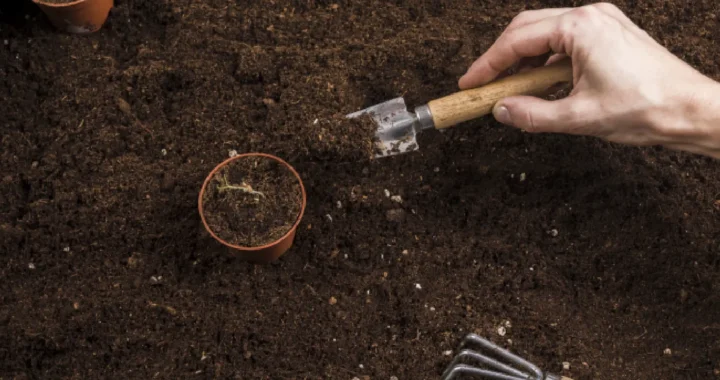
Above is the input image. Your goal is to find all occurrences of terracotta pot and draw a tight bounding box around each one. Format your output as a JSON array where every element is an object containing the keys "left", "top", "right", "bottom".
[
  {"left": 33, "top": 0, "right": 113, "bottom": 34},
  {"left": 198, "top": 153, "right": 307, "bottom": 264}
]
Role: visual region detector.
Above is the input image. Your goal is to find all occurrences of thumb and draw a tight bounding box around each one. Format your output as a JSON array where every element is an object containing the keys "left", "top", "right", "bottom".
[{"left": 492, "top": 95, "right": 589, "bottom": 134}]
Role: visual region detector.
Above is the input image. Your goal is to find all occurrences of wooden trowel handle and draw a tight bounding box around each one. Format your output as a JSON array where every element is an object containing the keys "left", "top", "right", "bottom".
[{"left": 427, "top": 59, "right": 573, "bottom": 129}]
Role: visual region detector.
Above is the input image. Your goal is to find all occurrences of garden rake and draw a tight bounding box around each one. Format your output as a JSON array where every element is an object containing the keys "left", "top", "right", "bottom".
[
  {"left": 347, "top": 59, "right": 573, "bottom": 158},
  {"left": 441, "top": 334, "right": 573, "bottom": 380}
]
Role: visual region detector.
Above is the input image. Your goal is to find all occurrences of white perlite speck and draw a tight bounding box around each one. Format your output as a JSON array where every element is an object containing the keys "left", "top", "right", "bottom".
[
  {"left": 415, "top": 283, "right": 422, "bottom": 290},
  {"left": 384, "top": 189, "right": 391, "bottom": 198},
  {"left": 443, "top": 350, "right": 452, "bottom": 356},
  {"left": 336, "top": 201, "right": 342, "bottom": 209},
  {"left": 390, "top": 195, "right": 403, "bottom": 203},
  {"left": 562, "top": 362, "right": 571, "bottom": 370},
  {"left": 28, "top": 263, "right": 36, "bottom": 270},
  {"left": 497, "top": 326, "right": 507, "bottom": 336},
  {"left": 228, "top": 150, "right": 238, "bottom": 157},
  {"left": 664, "top": 348, "right": 672, "bottom": 356}
]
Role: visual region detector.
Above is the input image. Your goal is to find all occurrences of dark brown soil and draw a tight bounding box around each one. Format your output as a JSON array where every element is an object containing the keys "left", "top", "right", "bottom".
[
  {"left": 1, "top": 1, "right": 720, "bottom": 380},
  {"left": 201, "top": 155, "right": 303, "bottom": 247}
]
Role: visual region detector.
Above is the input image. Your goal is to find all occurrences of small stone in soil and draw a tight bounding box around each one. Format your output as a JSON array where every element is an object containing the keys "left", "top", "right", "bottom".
[
  {"left": 386, "top": 209, "right": 406, "bottom": 222},
  {"left": 329, "top": 296, "right": 337, "bottom": 305},
  {"left": 128, "top": 253, "right": 142, "bottom": 268}
]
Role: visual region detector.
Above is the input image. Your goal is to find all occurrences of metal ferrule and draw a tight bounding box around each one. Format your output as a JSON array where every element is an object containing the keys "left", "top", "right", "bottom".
[{"left": 414, "top": 104, "right": 435, "bottom": 131}]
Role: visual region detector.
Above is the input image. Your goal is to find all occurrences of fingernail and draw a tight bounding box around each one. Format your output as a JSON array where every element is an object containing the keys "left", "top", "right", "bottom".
[{"left": 493, "top": 105, "right": 512, "bottom": 125}]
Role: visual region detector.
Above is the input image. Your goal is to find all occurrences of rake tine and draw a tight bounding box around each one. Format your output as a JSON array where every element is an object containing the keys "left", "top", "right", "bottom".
[
  {"left": 440, "top": 349, "right": 531, "bottom": 380},
  {"left": 459, "top": 334, "right": 544, "bottom": 380},
  {"left": 442, "top": 364, "right": 530, "bottom": 380}
]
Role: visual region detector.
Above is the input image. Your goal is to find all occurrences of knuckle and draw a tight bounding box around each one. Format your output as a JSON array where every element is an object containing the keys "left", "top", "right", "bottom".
[
  {"left": 509, "top": 10, "right": 531, "bottom": 28},
  {"left": 593, "top": 2, "right": 620, "bottom": 13},
  {"left": 559, "top": 6, "right": 610, "bottom": 36},
  {"left": 555, "top": 15, "right": 580, "bottom": 38},
  {"left": 572, "top": 5, "right": 599, "bottom": 20}
]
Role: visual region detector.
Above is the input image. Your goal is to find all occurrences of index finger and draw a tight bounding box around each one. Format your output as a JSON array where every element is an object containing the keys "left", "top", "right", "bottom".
[{"left": 459, "top": 14, "right": 570, "bottom": 89}]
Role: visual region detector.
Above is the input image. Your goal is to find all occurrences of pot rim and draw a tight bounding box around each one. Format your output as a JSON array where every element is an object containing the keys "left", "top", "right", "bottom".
[
  {"left": 33, "top": 0, "right": 92, "bottom": 8},
  {"left": 198, "top": 152, "right": 307, "bottom": 252}
]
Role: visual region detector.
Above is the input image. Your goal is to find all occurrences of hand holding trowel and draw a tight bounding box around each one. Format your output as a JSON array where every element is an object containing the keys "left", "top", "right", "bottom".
[{"left": 347, "top": 59, "right": 573, "bottom": 158}]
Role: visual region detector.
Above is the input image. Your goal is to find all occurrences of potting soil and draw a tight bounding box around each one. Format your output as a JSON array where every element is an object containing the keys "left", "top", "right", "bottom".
[{"left": 1, "top": 1, "right": 720, "bottom": 379}]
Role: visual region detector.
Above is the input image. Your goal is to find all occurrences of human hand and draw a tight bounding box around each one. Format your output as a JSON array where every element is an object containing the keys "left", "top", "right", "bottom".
[{"left": 459, "top": 3, "right": 720, "bottom": 158}]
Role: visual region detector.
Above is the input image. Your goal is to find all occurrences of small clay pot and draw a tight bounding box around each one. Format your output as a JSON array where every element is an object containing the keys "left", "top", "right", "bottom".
[
  {"left": 198, "top": 153, "right": 307, "bottom": 264},
  {"left": 33, "top": 0, "right": 113, "bottom": 34}
]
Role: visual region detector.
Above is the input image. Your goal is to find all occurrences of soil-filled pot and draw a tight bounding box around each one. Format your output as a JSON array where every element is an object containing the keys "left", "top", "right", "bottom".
[
  {"left": 198, "top": 153, "right": 306, "bottom": 263},
  {"left": 33, "top": 0, "right": 113, "bottom": 34}
]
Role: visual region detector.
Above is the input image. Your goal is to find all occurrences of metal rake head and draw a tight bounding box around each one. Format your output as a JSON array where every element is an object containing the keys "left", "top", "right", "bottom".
[{"left": 441, "top": 334, "right": 560, "bottom": 380}]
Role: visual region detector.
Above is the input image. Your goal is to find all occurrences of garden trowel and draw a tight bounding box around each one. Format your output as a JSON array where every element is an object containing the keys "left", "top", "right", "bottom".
[{"left": 347, "top": 59, "right": 573, "bottom": 158}]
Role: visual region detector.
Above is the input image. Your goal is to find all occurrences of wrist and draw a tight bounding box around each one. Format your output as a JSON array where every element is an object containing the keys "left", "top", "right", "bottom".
[{"left": 651, "top": 78, "right": 720, "bottom": 158}]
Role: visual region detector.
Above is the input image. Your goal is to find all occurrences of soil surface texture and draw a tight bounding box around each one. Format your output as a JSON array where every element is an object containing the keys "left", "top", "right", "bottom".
[
  {"left": 1, "top": 1, "right": 720, "bottom": 380},
  {"left": 202, "top": 155, "right": 303, "bottom": 247}
]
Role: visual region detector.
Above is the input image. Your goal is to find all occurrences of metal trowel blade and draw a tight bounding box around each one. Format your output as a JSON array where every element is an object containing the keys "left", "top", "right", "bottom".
[{"left": 346, "top": 97, "right": 419, "bottom": 158}]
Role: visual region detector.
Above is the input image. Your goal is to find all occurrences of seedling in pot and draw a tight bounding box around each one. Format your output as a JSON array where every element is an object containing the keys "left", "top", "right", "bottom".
[
  {"left": 198, "top": 153, "right": 306, "bottom": 263},
  {"left": 215, "top": 172, "right": 266, "bottom": 200}
]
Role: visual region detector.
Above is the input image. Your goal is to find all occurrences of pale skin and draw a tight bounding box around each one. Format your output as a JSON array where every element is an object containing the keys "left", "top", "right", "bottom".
[{"left": 459, "top": 2, "right": 720, "bottom": 159}]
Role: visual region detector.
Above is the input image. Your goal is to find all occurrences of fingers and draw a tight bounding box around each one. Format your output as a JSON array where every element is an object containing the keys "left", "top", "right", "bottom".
[
  {"left": 459, "top": 15, "right": 568, "bottom": 89},
  {"left": 545, "top": 53, "right": 567, "bottom": 66},
  {"left": 492, "top": 94, "right": 597, "bottom": 135},
  {"left": 459, "top": 3, "right": 646, "bottom": 90}
]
